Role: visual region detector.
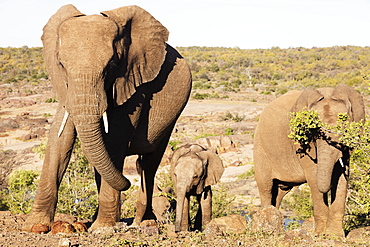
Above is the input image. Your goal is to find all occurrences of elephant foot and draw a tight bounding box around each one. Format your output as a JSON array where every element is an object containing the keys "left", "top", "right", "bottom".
[
  {"left": 325, "top": 226, "right": 345, "bottom": 238},
  {"left": 89, "top": 220, "right": 116, "bottom": 231},
  {"left": 23, "top": 213, "right": 52, "bottom": 233}
]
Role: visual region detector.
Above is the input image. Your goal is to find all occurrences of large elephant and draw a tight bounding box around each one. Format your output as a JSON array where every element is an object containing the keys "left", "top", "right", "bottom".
[
  {"left": 170, "top": 144, "right": 224, "bottom": 232},
  {"left": 253, "top": 84, "right": 365, "bottom": 236},
  {"left": 23, "top": 4, "right": 191, "bottom": 231}
]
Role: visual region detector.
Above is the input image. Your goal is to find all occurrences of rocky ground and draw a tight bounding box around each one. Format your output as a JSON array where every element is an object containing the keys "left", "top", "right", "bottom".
[{"left": 0, "top": 84, "right": 369, "bottom": 246}]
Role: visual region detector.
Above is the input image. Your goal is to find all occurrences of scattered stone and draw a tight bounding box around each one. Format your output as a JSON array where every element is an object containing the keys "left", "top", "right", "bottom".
[
  {"left": 346, "top": 226, "right": 370, "bottom": 242},
  {"left": 204, "top": 214, "right": 247, "bottom": 237},
  {"left": 284, "top": 228, "right": 312, "bottom": 241},
  {"left": 167, "top": 230, "right": 178, "bottom": 238},
  {"left": 51, "top": 221, "right": 74, "bottom": 234},
  {"left": 301, "top": 216, "right": 315, "bottom": 233},
  {"left": 91, "top": 226, "right": 115, "bottom": 235},
  {"left": 251, "top": 205, "right": 284, "bottom": 234},
  {"left": 139, "top": 220, "right": 159, "bottom": 235},
  {"left": 58, "top": 237, "right": 71, "bottom": 247},
  {"left": 31, "top": 223, "right": 49, "bottom": 234},
  {"left": 72, "top": 222, "right": 88, "bottom": 233}
]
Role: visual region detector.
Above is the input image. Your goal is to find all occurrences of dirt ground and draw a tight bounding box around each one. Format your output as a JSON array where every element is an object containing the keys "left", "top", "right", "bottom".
[{"left": 0, "top": 85, "right": 368, "bottom": 246}]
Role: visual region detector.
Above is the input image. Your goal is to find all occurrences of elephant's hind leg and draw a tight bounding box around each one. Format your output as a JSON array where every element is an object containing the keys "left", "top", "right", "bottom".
[{"left": 133, "top": 133, "right": 171, "bottom": 225}]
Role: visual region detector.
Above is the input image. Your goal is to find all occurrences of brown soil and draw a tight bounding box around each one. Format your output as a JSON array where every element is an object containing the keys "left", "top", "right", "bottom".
[{"left": 0, "top": 86, "right": 368, "bottom": 246}]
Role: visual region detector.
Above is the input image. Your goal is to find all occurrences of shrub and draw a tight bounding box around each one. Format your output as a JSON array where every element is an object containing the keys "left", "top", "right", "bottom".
[{"left": 0, "top": 170, "right": 39, "bottom": 214}]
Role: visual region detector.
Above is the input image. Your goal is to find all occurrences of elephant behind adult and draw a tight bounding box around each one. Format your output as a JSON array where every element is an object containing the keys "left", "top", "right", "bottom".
[
  {"left": 171, "top": 144, "right": 224, "bottom": 232},
  {"left": 24, "top": 5, "right": 191, "bottom": 232},
  {"left": 253, "top": 84, "right": 365, "bottom": 236}
]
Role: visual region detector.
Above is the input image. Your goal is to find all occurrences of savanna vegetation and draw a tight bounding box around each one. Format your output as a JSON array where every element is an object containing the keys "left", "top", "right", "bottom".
[
  {"left": 1, "top": 46, "right": 370, "bottom": 96},
  {"left": 1, "top": 45, "right": 370, "bottom": 235}
]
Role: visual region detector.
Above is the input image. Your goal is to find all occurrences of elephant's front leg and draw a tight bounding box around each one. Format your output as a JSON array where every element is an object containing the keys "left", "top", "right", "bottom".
[
  {"left": 325, "top": 169, "right": 347, "bottom": 237},
  {"left": 90, "top": 178, "right": 121, "bottom": 230},
  {"left": 23, "top": 107, "right": 76, "bottom": 231},
  {"left": 307, "top": 179, "right": 329, "bottom": 235}
]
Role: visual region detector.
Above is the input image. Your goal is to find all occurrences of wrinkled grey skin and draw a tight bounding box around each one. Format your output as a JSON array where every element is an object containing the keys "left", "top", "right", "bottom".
[
  {"left": 23, "top": 4, "right": 191, "bottom": 231},
  {"left": 171, "top": 144, "right": 224, "bottom": 232},
  {"left": 254, "top": 84, "right": 365, "bottom": 236}
]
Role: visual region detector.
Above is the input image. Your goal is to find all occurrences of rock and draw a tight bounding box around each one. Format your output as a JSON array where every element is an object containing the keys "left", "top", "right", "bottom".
[
  {"left": 51, "top": 221, "right": 74, "bottom": 234},
  {"left": 204, "top": 214, "right": 247, "bottom": 237},
  {"left": 251, "top": 205, "right": 284, "bottom": 234},
  {"left": 72, "top": 222, "right": 87, "bottom": 233},
  {"left": 346, "top": 226, "right": 370, "bottom": 242},
  {"left": 300, "top": 216, "right": 315, "bottom": 233},
  {"left": 58, "top": 238, "right": 71, "bottom": 247},
  {"left": 284, "top": 228, "right": 312, "bottom": 241},
  {"left": 31, "top": 223, "right": 49, "bottom": 234},
  {"left": 167, "top": 230, "right": 178, "bottom": 238},
  {"left": 139, "top": 220, "right": 159, "bottom": 235},
  {"left": 33, "top": 128, "right": 46, "bottom": 137}
]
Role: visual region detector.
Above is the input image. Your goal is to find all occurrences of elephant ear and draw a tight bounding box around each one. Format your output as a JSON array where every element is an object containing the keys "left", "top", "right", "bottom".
[
  {"left": 101, "top": 5, "right": 169, "bottom": 105},
  {"left": 197, "top": 150, "right": 224, "bottom": 188},
  {"left": 291, "top": 88, "right": 324, "bottom": 112},
  {"left": 331, "top": 84, "right": 365, "bottom": 122},
  {"left": 42, "top": 4, "right": 84, "bottom": 105}
]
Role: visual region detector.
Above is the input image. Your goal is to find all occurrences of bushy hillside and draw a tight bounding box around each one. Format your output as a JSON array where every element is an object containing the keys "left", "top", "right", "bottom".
[
  {"left": 178, "top": 46, "right": 370, "bottom": 95},
  {"left": 1, "top": 46, "right": 369, "bottom": 95}
]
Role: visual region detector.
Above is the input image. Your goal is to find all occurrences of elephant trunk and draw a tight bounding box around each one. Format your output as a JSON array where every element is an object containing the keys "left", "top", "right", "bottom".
[
  {"left": 175, "top": 189, "right": 186, "bottom": 232},
  {"left": 73, "top": 114, "right": 131, "bottom": 192},
  {"left": 64, "top": 73, "right": 130, "bottom": 191},
  {"left": 316, "top": 139, "right": 342, "bottom": 193}
]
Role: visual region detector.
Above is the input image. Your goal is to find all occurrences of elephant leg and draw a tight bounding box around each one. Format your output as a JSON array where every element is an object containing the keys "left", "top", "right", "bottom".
[
  {"left": 307, "top": 178, "right": 329, "bottom": 235},
  {"left": 90, "top": 178, "right": 121, "bottom": 230},
  {"left": 255, "top": 171, "right": 274, "bottom": 207},
  {"left": 275, "top": 184, "right": 293, "bottom": 208},
  {"left": 181, "top": 194, "right": 190, "bottom": 231},
  {"left": 90, "top": 121, "right": 127, "bottom": 230},
  {"left": 195, "top": 187, "right": 212, "bottom": 231},
  {"left": 133, "top": 134, "right": 170, "bottom": 225},
  {"left": 23, "top": 106, "right": 76, "bottom": 231},
  {"left": 326, "top": 169, "right": 347, "bottom": 237}
]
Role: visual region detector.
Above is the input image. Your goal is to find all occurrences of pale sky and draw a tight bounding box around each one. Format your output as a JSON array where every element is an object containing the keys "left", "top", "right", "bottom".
[{"left": 0, "top": 0, "right": 369, "bottom": 49}]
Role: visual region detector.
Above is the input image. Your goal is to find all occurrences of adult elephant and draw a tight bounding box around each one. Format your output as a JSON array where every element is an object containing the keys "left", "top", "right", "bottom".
[
  {"left": 253, "top": 84, "right": 365, "bottom": 237},
  {"left": 171, "top": 144, "right": 224, "bottom": 232},
  {"left": 23, "top": 4, "right": 191, "bottom": 232}
]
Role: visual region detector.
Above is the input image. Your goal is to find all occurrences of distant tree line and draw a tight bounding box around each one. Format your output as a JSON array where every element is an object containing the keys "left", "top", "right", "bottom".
[{"left": 1, "top": 46, "right": 369, "bottom": 95}]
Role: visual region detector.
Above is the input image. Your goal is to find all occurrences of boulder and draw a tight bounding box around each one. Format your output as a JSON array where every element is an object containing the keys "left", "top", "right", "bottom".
[
  {"left": 346, "top": 226, "right": 370, "bottom": 242},
  {"left": 204, "top": 214, "right": 247, "bottom": 237},
  {"left": 251, "top": 205, "right": 284, "bottom": 234}
]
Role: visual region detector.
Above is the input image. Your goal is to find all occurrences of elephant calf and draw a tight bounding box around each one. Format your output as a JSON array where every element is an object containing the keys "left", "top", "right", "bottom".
[{"left": 170, "top": 144, "right": 224, "bottom": 232}]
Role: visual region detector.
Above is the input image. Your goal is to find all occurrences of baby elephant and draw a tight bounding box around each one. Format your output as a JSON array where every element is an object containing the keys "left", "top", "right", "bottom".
[{"left": 170, "top": 144, "right": 224, "bottom": 232}]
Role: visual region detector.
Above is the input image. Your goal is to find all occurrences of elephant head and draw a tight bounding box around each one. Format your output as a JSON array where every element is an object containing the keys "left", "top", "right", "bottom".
[
  {"left": 171, "top": 144, "right": 224, "bottom": 231},
  {"left": 42, "top": 5, "right": 169, "bottom": 191},
  {"left": 291, "top": 84, "right": 365, "bottom": 193}
]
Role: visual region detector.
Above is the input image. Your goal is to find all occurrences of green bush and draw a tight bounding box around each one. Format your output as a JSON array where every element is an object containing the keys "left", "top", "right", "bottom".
[{"left": 0, "top": 170, "right": 39, "bottom": 214}]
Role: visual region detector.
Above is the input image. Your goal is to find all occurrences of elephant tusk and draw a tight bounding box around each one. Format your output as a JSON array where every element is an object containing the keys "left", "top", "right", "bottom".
[
  {"left": 339, "top": 158, "right": 344, "bottom": 167},
  {"left": 58, "top": 111, "right": 69, "bottom": 137},
  {"left": 102, "top": 111, "right": 108, "bottom": 133}
]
